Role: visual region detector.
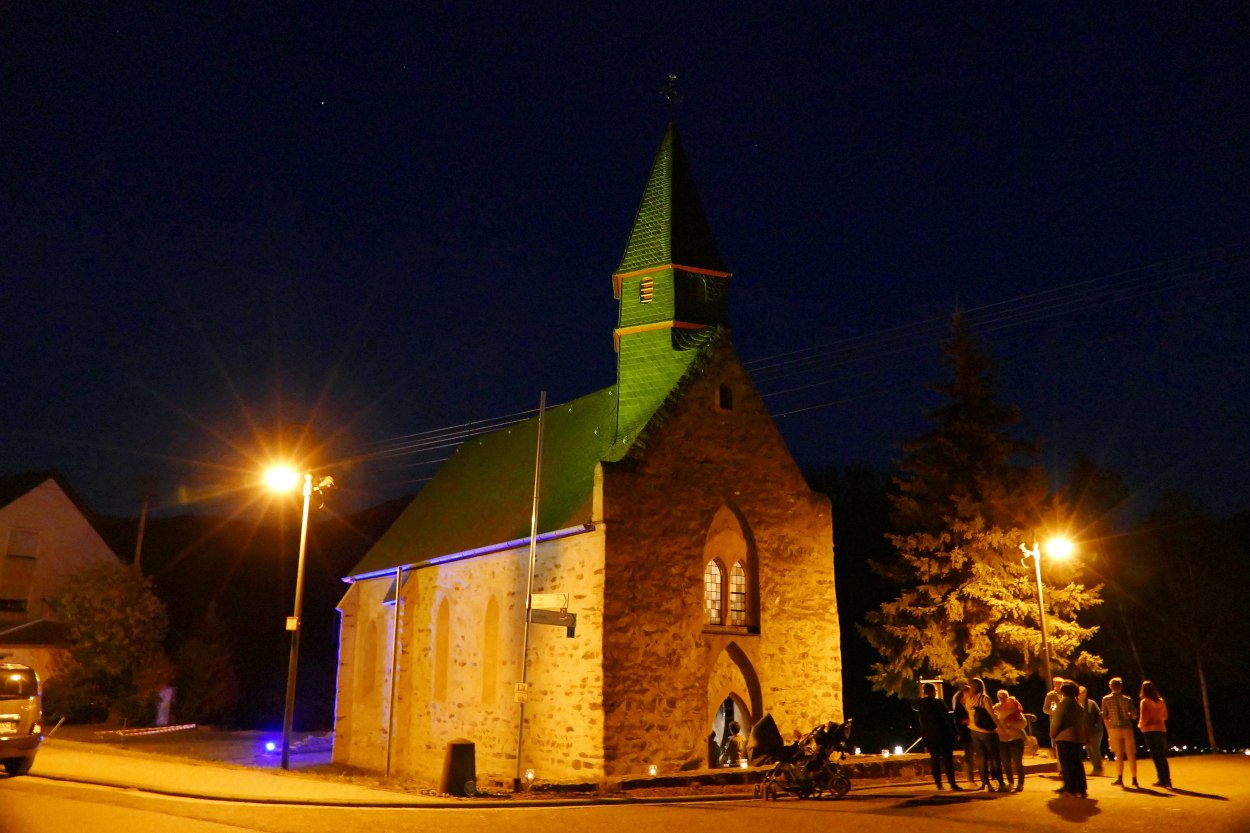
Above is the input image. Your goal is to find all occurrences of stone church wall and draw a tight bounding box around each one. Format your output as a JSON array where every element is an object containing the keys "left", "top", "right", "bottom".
[
  {"left": 600, "top": 339, "right": 842, "bottom": 776},
  {"left": 333, "top": 525, "right": 607, "bottom": 787}
]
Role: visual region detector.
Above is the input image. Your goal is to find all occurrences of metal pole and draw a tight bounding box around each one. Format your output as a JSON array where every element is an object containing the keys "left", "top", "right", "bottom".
[
  {"left": 514, "top": 391, "right": 546, "bottom": 791},
  {"left": 385, "top": 565, "right": 403, "bottom": 779},
  {"left": 281, "top": 473, "right": 313, "bottom": 770},
  {"left": 1028, "top": 544, "right": 1053, "bottom": 692}
]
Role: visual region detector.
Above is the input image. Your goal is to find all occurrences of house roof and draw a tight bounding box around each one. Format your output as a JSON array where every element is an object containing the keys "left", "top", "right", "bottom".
[
  {"left": 0, "top": 618, "right": 69, "bottom": 647},
  {"left": 0, "top": 471, "right": 62, "bottom": 510},
  {"left": 0, "top": 471, "right": 120, "bottom": 560}
]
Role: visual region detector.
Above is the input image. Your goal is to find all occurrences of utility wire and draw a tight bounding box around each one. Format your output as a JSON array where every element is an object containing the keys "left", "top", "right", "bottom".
[{"left": 352, "top": 243, "right": 1249, "bottom": 466}]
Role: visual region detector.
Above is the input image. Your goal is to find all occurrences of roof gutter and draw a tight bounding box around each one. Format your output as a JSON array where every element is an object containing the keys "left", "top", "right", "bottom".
[{"left": 344, "top": 523, "right": 597, "bottom": 583}]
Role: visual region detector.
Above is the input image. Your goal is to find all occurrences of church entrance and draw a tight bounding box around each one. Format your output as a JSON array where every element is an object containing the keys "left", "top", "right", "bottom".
[
  {"left": 706, "top": 643, "right": 762, "bottom": 768},
  {"left": 709, "top": 695, "right": 750, "bottom": 767}
]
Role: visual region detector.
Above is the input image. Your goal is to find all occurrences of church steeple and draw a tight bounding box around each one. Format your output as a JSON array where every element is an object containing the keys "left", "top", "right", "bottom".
[
  {"left": 610, "top": 121, "right": 732, "bottom": 450},
  {"left": 614, "top": 122, "right": 729, "bottom": 281}
]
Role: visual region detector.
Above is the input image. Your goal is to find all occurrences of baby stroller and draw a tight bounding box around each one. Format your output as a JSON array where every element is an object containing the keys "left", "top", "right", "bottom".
[{"left": 753, "top": 716, "right": 854, "bottom": 800}]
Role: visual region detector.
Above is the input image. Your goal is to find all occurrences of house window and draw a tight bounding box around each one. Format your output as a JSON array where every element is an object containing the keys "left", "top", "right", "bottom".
[
  {"left": 640, "top": 277, "right": 654, "bottom": 304},
  {"left": 0, "top": 530, "right": 38, "bottom": 613},
  {"left": 703, "top": 561, "right": 723, "bottom": 625},
  {"left": 718, "top": 384, "right": 733, "bottom": 411},
  {"left": 729, "top": 562, "right": 747, "bottom": 626}
]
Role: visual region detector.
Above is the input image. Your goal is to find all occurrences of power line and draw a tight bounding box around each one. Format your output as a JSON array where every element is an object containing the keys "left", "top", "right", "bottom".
[{"left": 351, "top": 243, "right": 1249, "bottom": 465}]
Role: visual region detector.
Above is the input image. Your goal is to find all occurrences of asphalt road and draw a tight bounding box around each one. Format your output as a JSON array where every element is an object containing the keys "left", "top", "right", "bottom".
[{"left": 2, "top": 756, "right": 1247, "bottom": 833}]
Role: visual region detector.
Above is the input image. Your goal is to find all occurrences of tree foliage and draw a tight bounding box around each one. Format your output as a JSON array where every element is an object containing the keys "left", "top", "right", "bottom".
[
  {"left": 860, "top": 312, "right": 1103, "bottom": 696},
  {"left": 48, "top": 561, "right": 170, "bottom": 722}
]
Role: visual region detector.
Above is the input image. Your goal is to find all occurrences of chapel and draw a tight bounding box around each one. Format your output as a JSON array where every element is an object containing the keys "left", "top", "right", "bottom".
[{"left": 332, "top": 122, "right": 843, "bottom": 787}]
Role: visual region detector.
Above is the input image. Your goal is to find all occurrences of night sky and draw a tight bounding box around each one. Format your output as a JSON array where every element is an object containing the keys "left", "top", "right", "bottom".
[{"left": 3, "top": 3, "right": 1248, "bottom": 522}]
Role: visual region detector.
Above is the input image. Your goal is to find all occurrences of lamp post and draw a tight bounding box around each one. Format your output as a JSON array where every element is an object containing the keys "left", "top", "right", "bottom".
[
  {"left": 265, "top": 467, "right": 334, "bottom": 770},
  {"left": 1019, "top": 537, "right": 1073, "bottom": 692}
]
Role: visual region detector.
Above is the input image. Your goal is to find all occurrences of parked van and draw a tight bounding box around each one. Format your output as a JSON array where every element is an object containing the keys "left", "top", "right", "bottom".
[{"left": 0, "top": 663, "right": 42, "bottom": 776}]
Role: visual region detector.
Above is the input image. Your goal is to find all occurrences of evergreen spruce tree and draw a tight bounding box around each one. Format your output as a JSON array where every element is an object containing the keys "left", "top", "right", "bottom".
[{"left": 860, "top": 311, "right": 1103, "bottom": 696}]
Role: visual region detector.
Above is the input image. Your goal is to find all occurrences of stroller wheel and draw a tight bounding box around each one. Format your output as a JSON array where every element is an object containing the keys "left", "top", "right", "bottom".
[{"left": 831, "top": 775, "right": 851, "bottom": 798}]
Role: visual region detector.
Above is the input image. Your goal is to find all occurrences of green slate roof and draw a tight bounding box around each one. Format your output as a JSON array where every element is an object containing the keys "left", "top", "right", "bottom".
[
  {"left": 616, "top": 122, "right": 727, "bottom": 275},
  {"left": 349, "top": 387, "right": 618, "bottom": 576}
]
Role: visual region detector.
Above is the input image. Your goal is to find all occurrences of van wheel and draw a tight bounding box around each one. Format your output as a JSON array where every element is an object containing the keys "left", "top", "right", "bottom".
[{"left": 4, "top": 757, "right": 33, "bottom": 776}]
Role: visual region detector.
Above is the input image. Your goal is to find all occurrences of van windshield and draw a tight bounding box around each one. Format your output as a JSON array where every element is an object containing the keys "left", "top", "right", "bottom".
[{"left": 0, "top": 669, "right": 37, "bottom": 699}]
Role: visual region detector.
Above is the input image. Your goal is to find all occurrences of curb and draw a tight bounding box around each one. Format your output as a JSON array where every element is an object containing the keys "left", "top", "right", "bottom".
[{"left": 31, "top": 769, "right": 762, "bottom": 808}]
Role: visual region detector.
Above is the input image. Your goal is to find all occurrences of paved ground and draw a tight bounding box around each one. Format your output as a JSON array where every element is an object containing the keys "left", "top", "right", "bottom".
[
  {"left": 26, "top": 724, "right": 1068, "bottom": 806},
  {"left": 9, "top": 727, "right": 1248, "bottom": 833}
]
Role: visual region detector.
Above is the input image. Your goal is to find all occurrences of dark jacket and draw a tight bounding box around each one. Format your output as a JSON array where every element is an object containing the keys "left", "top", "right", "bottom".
[
  {"left": 1051, "top": 696, "right": 1088, "bottom": 744},
  {"left": 916, "top": 696, "right": 957, "bottom": 747}
]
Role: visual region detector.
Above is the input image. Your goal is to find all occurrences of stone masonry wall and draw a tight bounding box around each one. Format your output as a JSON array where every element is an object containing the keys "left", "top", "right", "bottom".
[
  {"left": 601, "top": 338, "right": 843, "bottom": 776},
  {"left": 333, "top": 527, "right": 607, "bottom": 787}
]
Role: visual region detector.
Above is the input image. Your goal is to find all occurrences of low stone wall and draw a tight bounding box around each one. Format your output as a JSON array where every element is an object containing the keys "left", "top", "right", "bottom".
[{"left": 521, "top": 754, "right": 935, "bottom": 796}]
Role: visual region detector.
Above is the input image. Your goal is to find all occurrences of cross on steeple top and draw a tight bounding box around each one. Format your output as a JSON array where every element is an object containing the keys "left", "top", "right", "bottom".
[{"left": 660, "top": 73, "right": 684, "bottom": 116}]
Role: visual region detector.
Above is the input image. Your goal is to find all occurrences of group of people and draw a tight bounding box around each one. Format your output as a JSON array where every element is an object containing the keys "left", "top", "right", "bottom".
[
  {"left": 1042, "top": 674, "right": 1173, "bottom": 794},
  {"left": 915, "top": 674, "right": 1173, "bottom": 797}
]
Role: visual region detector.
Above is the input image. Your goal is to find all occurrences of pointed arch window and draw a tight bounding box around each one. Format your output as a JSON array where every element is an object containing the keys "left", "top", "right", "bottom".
[
  {"left": 703, "top": 560, "right": 724, "bottom": 625},
  {"left": 729, "top": 562, "right": 748, "bottom": 626},
  {"left": 702, "top": 505, "right": 759, "bottom": 633}
]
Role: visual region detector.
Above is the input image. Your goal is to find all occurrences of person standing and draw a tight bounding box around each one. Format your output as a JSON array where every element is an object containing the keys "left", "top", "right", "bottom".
[
  {"left": 1042, "top": 676, "right": 1065, "bottom": 759},
  {"left": 1078, "top": 685, "right": 1104, "bottom": 776},
  {"left": 916, "top": 683, "right": 962, "bottom": 790},
  {"left": 1101, "top": 676, "right": 1139, "bottom": 787},
  {"left": 967, "top": 678, "right": 1008, "bottom": 791},
  {"left": 1139, "top": 681, "right": 1172, "bottom": 788},
  {"left": 952, "top": 684, "right": 975, "bottom": 784},
  {"left": 1050, "top": 681, "right": 1088, "bottom": 797},
  {"left": 994, "top": 689, "right": 1028, "bottom": 791},
  {"left": 723, "top": 721, "right": 747, "bottom": 767}
]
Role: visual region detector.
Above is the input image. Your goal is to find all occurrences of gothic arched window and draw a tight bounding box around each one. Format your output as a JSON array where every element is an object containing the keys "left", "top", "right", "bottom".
[
  {"left": 702, "top": 504, "right": 758, "bottom": 633},
  {"left": 729, "top": 561, "right": 748, "bottom": 626},
  {"left": 704, "top": 560, "right": 724, "bottom": 625}
]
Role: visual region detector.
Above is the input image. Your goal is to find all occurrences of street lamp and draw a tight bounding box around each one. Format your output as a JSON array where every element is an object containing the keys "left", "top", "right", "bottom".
[
  {"left": 265, "top": 466, "right": 335, "bottom": 770},
  {"left": 1019, "top": 537, "right": 1073, "bottom": 692}
]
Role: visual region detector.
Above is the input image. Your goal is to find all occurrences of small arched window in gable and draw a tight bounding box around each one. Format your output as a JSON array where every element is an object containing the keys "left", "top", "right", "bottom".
[
  {"left": 704, "top": 560, "right": 724, "bottom": 625},
  {"left": 717, "top": 384, "right": 733, "bottom": 411},
  {"left": 729, "top": 562, "right": 748, "bottom": 626}
]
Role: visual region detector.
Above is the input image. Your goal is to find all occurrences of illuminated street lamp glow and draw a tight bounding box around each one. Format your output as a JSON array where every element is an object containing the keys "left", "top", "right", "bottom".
[
  {"left": 264, "top": 466, "right": 301, "bottom": 493},
  {"left": 1044, "top": 537, "right": 1074, "bottom": 560}
]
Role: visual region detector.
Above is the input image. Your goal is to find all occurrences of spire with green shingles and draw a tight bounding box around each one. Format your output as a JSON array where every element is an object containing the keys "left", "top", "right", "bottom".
[{"left": 611, "top": 122, "right": 731, "bottom": 450}]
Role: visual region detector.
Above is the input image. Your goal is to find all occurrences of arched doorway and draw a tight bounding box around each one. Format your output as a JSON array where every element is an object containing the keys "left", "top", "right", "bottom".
[{"left": 706, "top": 643, "right": 762, "bottom": 767}]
